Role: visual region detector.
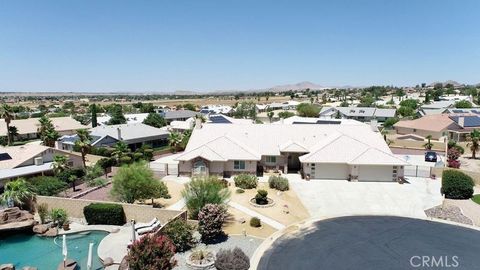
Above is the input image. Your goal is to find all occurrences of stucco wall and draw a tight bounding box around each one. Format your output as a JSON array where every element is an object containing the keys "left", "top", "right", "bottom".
[
  {"left": 17, "top": 149, "right": 84, "bottom": 168},
  {"left": 36, "top": 196, "right": 186, "bottom": 224},
  {"left": 395, "top": 127, "right": 444, "bottom": 140},
  {"left": 178, "top": 160, "right": 192, "bottom": 174},
  {"left": 224, "top": 160, "right": 256, "bottom": 173},
  {"left": 209, "top": 161, "right": 225, "bottom": 174},
  {"left": 259, "top": 155, "right": 286, "bottom": 169}
]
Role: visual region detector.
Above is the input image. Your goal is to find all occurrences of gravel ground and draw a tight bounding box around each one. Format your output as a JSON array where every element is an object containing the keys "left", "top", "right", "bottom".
[
  {"left": 425, "top": 204, "right": 474, "bottom": 225},
  {"left": 173, "top": 235, "right": 263, "bottom": 270}
]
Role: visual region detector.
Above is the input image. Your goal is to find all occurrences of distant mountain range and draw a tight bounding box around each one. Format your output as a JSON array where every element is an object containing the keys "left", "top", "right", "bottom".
[{"left": 428, "top": 80, "right": 463, "bottom": 87}]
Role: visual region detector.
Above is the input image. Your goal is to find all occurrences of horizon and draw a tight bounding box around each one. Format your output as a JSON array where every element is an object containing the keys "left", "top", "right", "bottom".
[{"left": 1, "top": 0, "right": 479, "bottom": 92}]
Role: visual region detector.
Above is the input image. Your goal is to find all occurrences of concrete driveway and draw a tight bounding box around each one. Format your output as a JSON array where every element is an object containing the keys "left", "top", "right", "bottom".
[{"left": 288, "top": 175, "right": 442, "bottom": 218}]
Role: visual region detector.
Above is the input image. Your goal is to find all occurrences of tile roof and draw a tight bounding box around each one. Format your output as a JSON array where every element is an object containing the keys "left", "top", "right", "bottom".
[
  {"left": 0, "top": 117, "right": 87, "bottom": 136},
  {"left": 393, "top": 114, "right": 455, "bottom": 132}
]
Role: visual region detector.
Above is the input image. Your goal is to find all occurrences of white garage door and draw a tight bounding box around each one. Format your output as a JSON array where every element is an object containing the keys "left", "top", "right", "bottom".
[
  {"left": 313, "top": 163, "right": 349, "bottom": 180},
  {"left": 358, "top": 165, "right": 393, "bottom": 182}
]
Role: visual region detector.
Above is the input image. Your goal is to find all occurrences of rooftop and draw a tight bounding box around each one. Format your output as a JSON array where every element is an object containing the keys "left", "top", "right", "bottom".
[{"left": 0, "top": 117, "right": 87, "bottom": 136}]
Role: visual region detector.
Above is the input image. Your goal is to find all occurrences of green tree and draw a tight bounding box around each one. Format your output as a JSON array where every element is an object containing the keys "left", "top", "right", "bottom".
[
  {"left": 267, "top": 111, "right": 274, "bottom": 123},
  {"left": 397, "top": 106, "right": 415, "bottom": 118},
  {"left": 399, "top": 99, "right": 419, "bottom": 110},
  {"left": 112, "top": 141, "right": 131, "bottom": 165},
  {"left": 142, "top": 112, "right": 166, "bottom": 128},
  {"left": 0, "top": 179, "right": 35, "bottom": 208},
  {"left": 455, "top": 100, "right": 473, "bottom": 109},
  {"left": 383, "top": 117, "right": 399, "bottom": 128},
  {"left": 467, "top": 129, "right": 480, "bottom": 159},
  {"left": 277, "top": 111, "right": 295, "bottom": 119},
  {"left": 168, "top": 131, "right": 183, "bottom": 153},
  {"left": 90, "top": 103, "right": 98, "bottom": 127},
  {"left": 110, "top": 162, "right": 169, "bottom": 203},
  {"left": 107, "top": 104, "right": 127, "bottom": 125},
  {"left": 182, "top": 103, "right": 196, "bottom": 111},
  {"left": 424, "top": 135, "right": 433, "bottom": 150},
  {"left": 296, "top": 103, "right": 321, "bottom": 117},
  {"left": 52, "top": 155, "right": 68, "bottom": 175},
  {"left": 233, "top": 101, "right": 256, "bottom": 119},
  {"left": 74, "top": 129, "right": 91, "bottom": 167},
  {"left": 39, "top": 116, "right": 59, "bottom": 147},
  {"left": 179, "top": 129, "right": 192, "bottom": 151},
  {"left": 0, "top": 104, "right": 14, "bottom": 146},
  {"left": 8, "top": 126, "right": 18, "bottom": 145}
]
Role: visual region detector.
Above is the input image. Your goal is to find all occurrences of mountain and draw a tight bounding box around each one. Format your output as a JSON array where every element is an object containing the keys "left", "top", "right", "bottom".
[
  {"left": 428, "top": 80, "right": 463, "bottom": 87},
  {"left": 266, "top": 81, "right": 329, "bottom": 92}
]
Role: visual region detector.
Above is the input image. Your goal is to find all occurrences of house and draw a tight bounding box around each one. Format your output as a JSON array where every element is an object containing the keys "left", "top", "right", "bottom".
[
  {"left": 174, "top": 123, "right": 407, "bottom": 181},
  {"left": 0, "top": 145, "right": 83, "bottom": 189},
  {"left": 160, "top": 110, "right": 201, "bottom": 124},
  {"left": 96, "top": 113, "right": 149, "bottom": 126},
  {"left": 199, "top": 105, "right": 234, "bottom": 115},
  {"left": 393, "top": 114, "right": 480, "bottom": 141},
  {"left": 206, "top": 114, "right": 253, "bottom": 124},
  {"left": 57, "top": 123, "right": 169, "bottom": 151},
  {"left": 273, "top": 116, "right": 367, "bottom": 126},
  {"left": 417, "top": 101, "right": 455, "bottom": 116},
  {"left": 319, "top": 107, "right": 396, "bottom": 122},
  {"left": 266, "top": 101, "right": 301, "bottom": 111},
  {"left": 0, "top": 117, "right": 87, "bottom": 140}
]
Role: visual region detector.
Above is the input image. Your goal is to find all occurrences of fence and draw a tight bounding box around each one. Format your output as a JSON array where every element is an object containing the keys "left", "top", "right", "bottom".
[
  {"left": 37, "top": 196, "right": 187, "bottom": 223},
  {"left": 404, "top": 165, "right": 433, "bottom": 178}
]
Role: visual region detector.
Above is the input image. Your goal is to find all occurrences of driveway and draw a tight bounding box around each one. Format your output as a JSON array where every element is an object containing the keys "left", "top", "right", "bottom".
[{"left": 287, "top": 175, "right": 442, "bottom": 218}]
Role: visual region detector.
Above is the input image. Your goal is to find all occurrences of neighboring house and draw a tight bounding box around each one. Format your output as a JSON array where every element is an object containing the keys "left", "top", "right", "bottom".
[
  {"left": 165, "top": 117, "right": 195, "bottom": 132},
  {"left": 393, "top": 114, "right": 480, "bottom": 141},
  {"left": 417, "top": 101, "right": 455, "bottom": 116},
  {"left": 57, "top": 123, "right": 169, "bottom": 151},
  {"left": 96, "top": 113, "right": 149, "bottom": 126},
  {"left": 175, "top": 123, "right": 407, "bottom": 181},
  {"left": 0, "top": 117, "right": 87, "bottom": 140},
  {"left": 319, "top": 107, "right": 396, "bottom": 122},
  {"left": 160, "top": 110, "right": 201, "bottom": 124},
  {"left": 0, "top": 145, "right": 83, "bottom": 189},
  {"left": 199, "top": 105, "right": 234, "bottom": 115},
  {"left": 273, "top": 116, "right": 367, "bottom": 126},
  {"left": 255, "top": 104, "right": 268, "bottom": 113},
  {"left": 206, "top": 114, "right": 253, "bottom": 124},
  {"left": 266, "top": 101, "right": 301, "bottom": 111}
]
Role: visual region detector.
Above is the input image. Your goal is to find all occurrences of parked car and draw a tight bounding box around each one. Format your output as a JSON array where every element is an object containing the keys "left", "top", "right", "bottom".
[{"left": 425, "top": 151, "right": 438, "bottom": 162}]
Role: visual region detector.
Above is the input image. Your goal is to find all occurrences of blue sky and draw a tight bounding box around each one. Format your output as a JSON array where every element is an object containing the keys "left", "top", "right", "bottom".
[{"left": 1, "top": 0, "right": 479, "bottom": 92}]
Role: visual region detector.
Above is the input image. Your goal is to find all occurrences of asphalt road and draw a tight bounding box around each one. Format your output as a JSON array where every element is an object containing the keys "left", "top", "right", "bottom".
[{"left": 257, "top": 216, "right": 480, "bottom": 270}]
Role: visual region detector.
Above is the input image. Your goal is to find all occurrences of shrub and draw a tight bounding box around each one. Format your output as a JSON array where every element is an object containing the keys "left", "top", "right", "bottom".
[
  {"left": 441, "top": 170, "right": 474, "bottom": 199},
  {"left": 83, "top": 203, "right": 126, "bottom": 225},
  {"left": 215, "top": 247, "right": 250, "bottom": 270},
  {"left": 127, "top": 234, "right": 177, "bottom": 270},
  {"left": 161, "top": 219, "right": 196, "bottom": 252},
  {"left": 85, "top": 164, "right": 104, "bottom": 181},
  {"left": 50, "top": 208, "right": 68, "bottom": 227},
  {"left": 182, "top": 176, "right": 231, "bottom": 219},
  {"left": 255, "top": 189, "right": 268, "bottom": 205},
  {"left": 250, "top": 217, "right": 261, "bottom": 227},
  {"left": 472, "top": 194, "right": 480, "bottom": 205},
  {"left": 268, "top": 176, "right": 289, "bottom": 191},
  {"left": 235, "top": 188, "right": 245, "bottom": 194},
  {"left": 29, "top": 176, "right": 67, "bottom": 196},
  {"left": 233, "top": 174, "right": 258, "bottom": 189},
  {"left": 198, "top": 204, "right": 227, "bottom": 243},
  {"left": 37, "top": 203, "right": 49, "bottom": 224},
  {"left": 86, "top": 177, "right": 107, "bottom": 187}
]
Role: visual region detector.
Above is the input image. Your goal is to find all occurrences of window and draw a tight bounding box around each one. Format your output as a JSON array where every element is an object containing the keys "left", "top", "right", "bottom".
[
  {"left": 234, "top": 160, "right": 245, "bottom": 170},
  {"left": 265, "top": 156, "right": 277, "bottom": 164}
]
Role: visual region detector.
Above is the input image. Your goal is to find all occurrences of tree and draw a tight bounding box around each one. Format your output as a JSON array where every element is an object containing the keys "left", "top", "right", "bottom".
[
  {"left": 107, "top": 104, "right": 127, "bottom": 125},
  {"left": 127, "top": 234, "right": 177, "bottom": 270},
  {"left": 233, "top": 101, "right": 256, "bottom": 119},
  {"left": 182, "top": 176, "right": 231, "bottom": 219},
  {"left": 399, "top": 99, "right": 418, "bottom": 110},
  {"left": 75, "top": 129, "right": 91, "bottom": 167},
  {"left": 179, "top": 129, "right": 192, "bottom": 151},
  {"left": 8, "top": 126, "right": 18, "bottom": 145},
  {"left": 277, "top": 111, "right": 295, "bottom": 119},
  {"left": 423, "top": 135, "right": 433, "bottom": 150},
  {"left": 296, "top": 103, "right": 320, "bottom": 117},
  {"left": 0, "top": 104, "right": 13, "bottom": 146},
  {"left": 397, "top": 106, "right": 415, "bottom": 118},
  {"left": 182, "top": 103, "right": 196, "bottom": 111},
  {"left": 383, "top": 117, "right": 399, "bottom": 129},
  {"left": 52, "top": 155, "right": 68, "bottom": 175},
  {"left": 198, "top": 204, "right": 228, "bottom": 243},
  {"left": 90, "top": 104, "right": 98, "bottom": 127},
  {"left": 267, "top": 111, "right": 274, "bottom": 123},
  {"left": 168, "top": 131, "right": 183, "bottom": 153},
  {"left": 39, "top": 116, "right": 59, "bottom": 147},
  {"left": 112, "top": 141, "right": 131, "bottom": 165},
  {"left": 142, "top": 112, "right": 166, "bottom": 128},
  {"left": 161, "top": 219, "right": 196, "bottom": 252},
  {"left": 467, "top": 129, "right": 480, "bottom": 159},
  {"left": 455, "top": 100, "right": 473, "bottom": 109},
  {"left": 97, "top": 157, "right": 115, "bottom": 177},
  {"left": 110, "top": 161, "right": 169, "bottom": 203},
  {"left": 0, "top": 179, "right": 35, "bottom": 209}
]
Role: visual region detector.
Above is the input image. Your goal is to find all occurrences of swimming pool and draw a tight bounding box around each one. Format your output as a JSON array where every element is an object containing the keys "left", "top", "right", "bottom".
[{"left": 0, "top": 230, "right": 108, "bottom": 269}]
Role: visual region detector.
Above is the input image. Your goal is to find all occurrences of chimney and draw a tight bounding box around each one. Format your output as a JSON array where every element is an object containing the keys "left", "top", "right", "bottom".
[
  {"left": 370, "top": 119, "right": 378, "bottom": 132},
  {"left": 117, "top": 127, "right": 122, "bottom": 140},
  {"left": 458, "top": 117, "right": 465, "bottom": 128},
  {"left": 195, "top": 118, "right": 202, "bottom": 129}
]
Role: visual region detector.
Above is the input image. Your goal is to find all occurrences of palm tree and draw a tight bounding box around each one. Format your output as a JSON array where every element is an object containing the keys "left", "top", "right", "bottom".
[
  {"left": 8, "top": 125, "right": 18, "bottom": 145},
  {"left": 0, "top": 104, "right": 13, "bottom": 146},
  {"left": 168, "top": 131, "right": 183, "bottom": 153},
  {"left": 75, "top": 129, "right": 91, "bottom": 167},
  {"left": 267, "top": 111, "right": 274, "bottom": 123},
  {"left": 112, "top": 141, "right": 130, "bottom": 164},
  {"left": 467, "top": 129, "right": 480, "bottom": 159},
  {"left": 424, "top": 135, "right": 433, "bottom": 150},
  {"left": 0, "top": 179, "right": 35, "bottom": 209},
  {"left": 38, "top": 116, "right": 59, "bottom": 147},
  {"left": 52, "top": 155, "right": 68, "bottom": 175}
]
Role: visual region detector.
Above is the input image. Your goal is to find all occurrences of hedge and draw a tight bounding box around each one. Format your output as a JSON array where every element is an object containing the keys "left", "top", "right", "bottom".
[
  {"left": 441, "top": 170, "right": 474, "bottom": 199},
  {"left": 233, "top": 174, "right": 258, "bottom": 189},
  {"left": 83, "top": 203, "right": 126, "bottom": 225}
]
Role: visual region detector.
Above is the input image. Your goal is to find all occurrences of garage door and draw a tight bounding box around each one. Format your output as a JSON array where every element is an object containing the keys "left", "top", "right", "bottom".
[
  {"left": 358, "top": 165, "right": 393, "bottom": 182},
  {"left": 313, "top": 163, "right": 349, "bottom": 180}
]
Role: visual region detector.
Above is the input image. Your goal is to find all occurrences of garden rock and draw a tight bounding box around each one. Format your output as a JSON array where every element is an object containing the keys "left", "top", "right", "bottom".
[
  {"left": 43, "top": 227, "right": 58, "bottom": 237},
  {"left": 33, "top": 224, "right": 49, "bottom": 234},
  {"left": 22, "top": 267, "right": 38, "bottom": 270},
  {"left": 0, "top": 264, "right": 14, "bottom": 270},
  {"left": 0, "top": 207, "right": 35, "bottom": 233}
]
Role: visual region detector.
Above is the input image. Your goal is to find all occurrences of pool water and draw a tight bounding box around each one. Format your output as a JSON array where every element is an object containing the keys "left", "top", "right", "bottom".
[{"left": 0, "top": 231, "right": 108, "bottom": 269}]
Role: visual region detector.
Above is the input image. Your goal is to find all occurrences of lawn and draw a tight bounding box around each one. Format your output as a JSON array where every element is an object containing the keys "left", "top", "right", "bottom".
[{"left": 472, "top": 194, "right": 480, "bottom": 205}]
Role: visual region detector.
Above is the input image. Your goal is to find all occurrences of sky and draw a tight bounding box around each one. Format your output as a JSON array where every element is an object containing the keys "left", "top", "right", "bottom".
[{"left": 0, "top": 0, "right": 479, "bottom": 92}]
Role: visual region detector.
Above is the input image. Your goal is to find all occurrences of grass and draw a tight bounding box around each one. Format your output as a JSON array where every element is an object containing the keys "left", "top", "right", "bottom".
[{"left": 472, "top": 194, "right": 480, "bottom": 205}]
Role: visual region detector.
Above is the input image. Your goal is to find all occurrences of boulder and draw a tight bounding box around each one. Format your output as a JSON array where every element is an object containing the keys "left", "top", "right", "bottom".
[
  {"left": 33, "top": 224, "right": 49, "bottom": 234},
  {"left": 43, "top": 227, "right": 58, "bottom": 237},
  {"left": 0, "top": 264, "right": 14, "bottom": 270},
  {"left": 0, "top": 208, "right": 35, "bottom": 233}
]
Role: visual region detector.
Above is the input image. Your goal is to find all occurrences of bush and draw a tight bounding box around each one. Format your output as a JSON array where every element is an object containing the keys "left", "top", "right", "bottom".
[
  {"left": 85, "top": 164, "right": 104, "bottom": 181},
  {"left": 182, "top": 176, "right": 231, "bottom": 219},
  {"left": 161, "top": 219, "right": 196, "bottom": 252},
  {"left": 235, "top": 188, "right": 245, "bottom": 194},
  {"left": 268, "top": 176, "right": 289, "bottom": 191},
  {"left": 29, "top": 176, "right": 67, "bottom": 196},
  {"left": 233, "top": 174, "right": 257, "bottom": 189},
  {"left": 198, "top": 204, "right": 227, "bottom": 243},
  {"left": 441, "top": 170, "right": 474, "bottom": 199},
  {"left": 83, "top": 203, "right": 126, "bottom": 225},
  {"left": 250, "top": 217, "right": 261, "bottom": 227},
  {"left": 37, "top": 203, "right": 49, "bottom": 224},
  {"left": 50, "top": 208, "right": 68, "bottom": 227},
  {"left": 86, "top": 177, "right": 107, "bottom": 187},
  {"left": 127, "top": 234, "right": 177, "bottom": 270},
  {"left": 254, "top": 189, "right": 268, "bottom": 205},
  {"left": 472, "top": 194, "right": 480, "bottom": 205},
  {"left": 215, "top": 247, "right": 250, "bottom": 270}
]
